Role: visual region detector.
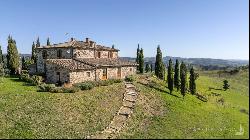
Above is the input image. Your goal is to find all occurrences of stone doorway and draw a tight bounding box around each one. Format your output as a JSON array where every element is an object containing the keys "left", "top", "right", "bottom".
[
  {"left": 117, "top": 68, "right": 121, "bottom": 78},
  {"left": 102, "top": 68, "right": 107, "bottom": 80}
]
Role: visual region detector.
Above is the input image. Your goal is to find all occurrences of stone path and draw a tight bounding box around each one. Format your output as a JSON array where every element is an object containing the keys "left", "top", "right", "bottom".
[{"left": 87, "top": 82, "right": 138, "bottom": 139}]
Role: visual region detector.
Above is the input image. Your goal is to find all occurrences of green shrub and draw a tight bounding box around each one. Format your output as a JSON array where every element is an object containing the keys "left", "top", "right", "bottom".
[
  {"left": 51, "top": 87, "right": 80, "bottom": 93},
  {"left": 125, "top": 75, "right": 135, "bottom": 82},
  {"left": 38, "top": 83, "right": 56, "bottom": 92},
  {"left": 76, "top": 82, "right": 95, "bottom": 90},
  {"left": 20, "top": 74, "right": 43, "bottom": 86}
]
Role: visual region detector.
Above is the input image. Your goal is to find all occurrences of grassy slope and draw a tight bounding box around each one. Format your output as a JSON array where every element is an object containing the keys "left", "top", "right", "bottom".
[
  {"left": 0, "top": 77, "right": 124, "bottom": 139},
  {"left": 117, "top": 70, "right": 249, "bottom": 139}
]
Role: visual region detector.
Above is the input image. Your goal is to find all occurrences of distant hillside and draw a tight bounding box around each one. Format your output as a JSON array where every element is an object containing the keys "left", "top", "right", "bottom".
[{"left": 121, "top": 56, "right": 249, "bottom": 70}]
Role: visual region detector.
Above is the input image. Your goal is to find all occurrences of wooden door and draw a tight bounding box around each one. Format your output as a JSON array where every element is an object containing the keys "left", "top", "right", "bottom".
[{"left": 102, "top": 68, "right": 107, "bottom": 80}]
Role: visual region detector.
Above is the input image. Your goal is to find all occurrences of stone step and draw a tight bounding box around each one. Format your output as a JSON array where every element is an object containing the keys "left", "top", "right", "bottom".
[
  {"left": 123, "top": 100, "right": 135, "bottom": 108},
  {"left": 118, "top": 106, "right": 132, "bottom": 116},
  {"left": 124, "top": 94, "right": 137, "bottom": 102},
  {"left": 126, "top": 91, "right": 137, "bottom": 96}
]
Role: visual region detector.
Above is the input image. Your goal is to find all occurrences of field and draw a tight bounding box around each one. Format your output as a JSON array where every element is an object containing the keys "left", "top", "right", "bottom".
[
  {"left": 117, "top": 70, "right": 249, "bottom": 139},
  {"left": 0, "top": 70, "right": 249, "bottom": 139},
  {"left": 0, "top": 77, "right": 124, "bottom": 139}
]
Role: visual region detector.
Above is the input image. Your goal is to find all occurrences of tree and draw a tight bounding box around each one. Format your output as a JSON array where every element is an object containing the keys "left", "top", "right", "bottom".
[
  {"left": 22, "top": 56, "right": 26, "bottom": 70},
  {"left": 47, "top": 37, "right": 50, "bottom": 46},
  {"left": 167, "top": 59, "right": 174, "bottom": 94},
  {"left": 31, "top": 42, "right": 36, "bottom": 63},
  {"left": 136, "top": 44, "right": 140, "bottom": 71},
  {"left": 174, "top": 59, "right": 180, "bottom": 91},
  {"left": 0, "top": 45, "right": 3, "bottom": 63},
  {"left": 180, "top": 62, "right": 187, "bottom": 98},
  {"left": 138, "top": 48, "right": 144, "bottom": 73},
  {"left": 155, "top": 45, "right": 164, "bottom": 79},
  {"left": 6, "top": 36, "right": 20, "bottom": 75},
  {"left": 223, "top": 80, "right": 230, "bottom": 91},
  {"left": 189, "top": 67, "right": 197, "bottom": 95},
  {"left": 36, "top": 37, "right": 40, "bottom": 48},
  {"left": 145, "top": 63, "right": 150, "bottom": 73},
  {"left": 150, "top": 63, "right": 153, "bottom": 72}
]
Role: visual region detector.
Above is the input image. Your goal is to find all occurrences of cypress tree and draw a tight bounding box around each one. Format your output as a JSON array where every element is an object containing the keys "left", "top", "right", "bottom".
[
  {"left": 0, "top": 45, "right": 3, "bottom": 63},
  {"left": 47, "top": 37, "right": 50, "bottom": 46},
  {"left": 22, "top": 56, "right": 26, "bottom": 70},
  {"left": 150, "top": 63, "right": 153, "bottom": 72},
  {"left": 155, "top": 45, "right": 164, "bottom": 79},
  {"left": 138, "top": 48, "right": 144, "bottom": 73},
  {"left": 31, "top": 42, "right": 36, "bottom": 63},
  {"left": 180, "top": 62, "right": 187, "bottom": 98},
  {"left": 145, "top": 63, "right": 150, "bottom": 73},
  {"left": 36, "top": 37, "right": 40, "bottom": 48},
  {"left": 7, "top": 36, "right": 20, "bottom": 75},
  {"left": 167, "top": 59, "right": 174, "bottom": 94},
  {"left": 174, "top": 59, "right": 180, "bottom": 91},
  {"left": 189, "top": 67, "right": 197, "bottom": 95},
  {"left": 223, "top": 80, "right": 230, "bottom": 91},
  {"left": 136, "top": 44, "right": 140, "bottom": 71}
]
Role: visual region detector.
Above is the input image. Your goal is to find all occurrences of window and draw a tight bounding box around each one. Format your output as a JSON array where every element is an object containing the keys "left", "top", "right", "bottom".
[
  {"left": 108, "top": 52, "right": 113, "bottom": 58},
  {"left": 56, "top": 72, "right": 60, "bottom": 75},
  {"left": 86, "top": 72, "right": 91, "bottom": 77},
  {"left": 102, "top": 68, "right": 107, "bottom": 80},
  {"left": 130, "top": 68, "right": 133, "bottom": 72},
  {"left": 42, "top": 50, "right": 47, "bottom": 59},
  {"left": 57, "top": 49, "right": 62, "bottom": 58},
  {"left": 98, "top": 51, "right": 101, "bottom": 58}
]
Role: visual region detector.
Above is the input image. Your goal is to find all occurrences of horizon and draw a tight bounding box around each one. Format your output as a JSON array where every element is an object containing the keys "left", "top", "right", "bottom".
[{"left": 0, "top": 0, "right": 249, "bottom": 60}]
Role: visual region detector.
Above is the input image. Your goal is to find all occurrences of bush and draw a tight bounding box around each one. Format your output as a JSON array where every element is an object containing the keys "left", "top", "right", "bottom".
[
  {"left": 76, "top": 82, "right": 95, "bottom": 90},
  {"left": 20, "top": 73, "right": 43, "bottom": 86},
  {"left": 125, "top": 75, "right": 135, "bottom": 82},
  {"left": 38, "top": 83, "right": 56, "bottom": 92}
]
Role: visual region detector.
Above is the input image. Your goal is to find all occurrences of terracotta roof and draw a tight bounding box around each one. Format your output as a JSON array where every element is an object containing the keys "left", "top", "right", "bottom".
[
  {"left": 46, "top": 59, "right": 95, "bottom": 70},
  {"left": 37, "top": 40, "right": 119, "bottom": 51},
  {"left": 74, "top": 58, "right": 138, "bottom": 67}
]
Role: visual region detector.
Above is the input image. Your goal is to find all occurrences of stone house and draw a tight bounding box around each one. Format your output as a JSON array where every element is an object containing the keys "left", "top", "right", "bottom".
[{"left": 29, "top": 38, "right": 137, "bottom": 85}]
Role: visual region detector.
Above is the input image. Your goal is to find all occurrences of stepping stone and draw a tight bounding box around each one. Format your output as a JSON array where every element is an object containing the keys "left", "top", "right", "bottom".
[
  {"left": 127, "top": 91, "right": 137, "bottom": 96},
  {"left": 123, "top": 100, "right": 135, "bottom": 108},
  {"left": 109, "top": 115, "right": 127, "bottom": 130},
  {"left": 124, "top": 94, "right": 137, "bottom": 102},
  {"left": 125, "top": 84, "right": 135, "bottom": 88},
  {"left": 118, "top": 106, "right": 132, "bottom": 116}
]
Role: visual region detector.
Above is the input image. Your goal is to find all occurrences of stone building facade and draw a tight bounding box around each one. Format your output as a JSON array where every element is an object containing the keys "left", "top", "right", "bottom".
[{"left": 31, "top": 38, "right": 137, "bottom": 85}]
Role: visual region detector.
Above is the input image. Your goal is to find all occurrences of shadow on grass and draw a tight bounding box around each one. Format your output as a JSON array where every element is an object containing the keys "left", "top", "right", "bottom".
[
  {"left": 137, "top": 81, "right": 181, "bottom": 98},
  {"left": 208, "top": 87, "right": 223, "bottom": 91},
  {"left": 9, "top": 77, "right": 35, "bottom": 86}
]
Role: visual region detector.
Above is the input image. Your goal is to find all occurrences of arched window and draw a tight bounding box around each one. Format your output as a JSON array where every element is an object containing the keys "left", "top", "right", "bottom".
[
  {"left": 98, "top": 51, "right": 101, "bottom": 58},
  {"left": 57, "top": 49, "right": 62, "bottom": 58},
  {"left": 42, "top": 50, "right": 47, "bottom": 59}
]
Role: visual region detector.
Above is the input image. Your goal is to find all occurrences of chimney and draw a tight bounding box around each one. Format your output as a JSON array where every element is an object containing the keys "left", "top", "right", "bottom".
[
  {"left": 86, "top": 38, "right": 89, "bottom": 43},
  {"left": 70, "top": 37, "right": 74, "bottom": 42}
]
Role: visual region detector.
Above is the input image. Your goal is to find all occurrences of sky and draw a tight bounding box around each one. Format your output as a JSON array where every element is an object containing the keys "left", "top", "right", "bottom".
[{"left": 0, "top": 0, "right": 249, "bottom": 60}]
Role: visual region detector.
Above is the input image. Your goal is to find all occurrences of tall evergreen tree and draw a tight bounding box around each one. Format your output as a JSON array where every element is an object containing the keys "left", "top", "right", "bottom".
[
  {"left": 22, "top": 56, "right": 26, "bottom": 70},
  {"left": 174, "top": 59, "right": 180, "bottom": 91},
  {"left": 150, "top": 63, "right": 153, "bottom": 72},
  {"left": 47, "top": 37, "right": 50, "bottom": 46},
  {"left": 36, "top": 37, "right": 40, "bottom": 48},
  {"left": 31, "top": 41, "right": 36, "bottom": 63},
  {"left": 167, "top": 59, "right": 174, "bottom": 94},
  {"left": 180, "top": 62, "right": 187, "bottom": 98},
  {"left": 155, "top": 45, "right": 164, "bottom": 79},
  {"left": 136, "top": 44, "right": 140, "bottom": 71},
  {"left": 223, "top": 80, "right": 230, "bottom": 91},
  {"left": 138, "top": 48, "right": 144, "bottom": 73},
  {"left": 7, "top": 36, "right": 20, "bottom": 75},
  {"left": 145, "top": 63, "right": 150, "bottom": 73},
  {"left": 0, "top": 45, "right": 3, "bottom": 63},
  {"left": 189, "top": 67, "right": 197, "bottom": 95}
]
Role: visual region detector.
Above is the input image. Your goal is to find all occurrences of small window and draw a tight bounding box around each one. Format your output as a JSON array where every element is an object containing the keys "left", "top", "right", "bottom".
[
  {"left": 56, "top": 72, "right": 60, "bottom": 75},
  {"left": 86, "top": 72, "right": 91, "bottom": 77},
  {"left": 130, "top": 68, "right": 133, "bottom": 72},
  {"left": 42, "top": 50, "right": 47, "bottom": 59},
  {"left": 98, "top": 52, "right": 101, "bottom": 58},
  {"left": 57, "top": 49, "right": 62, "bottom": 58}
]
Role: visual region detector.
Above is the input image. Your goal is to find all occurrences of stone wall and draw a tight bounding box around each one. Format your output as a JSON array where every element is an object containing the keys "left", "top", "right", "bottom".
[
  {"left": 45, "top": 63, "right": 70, "bottom": 84},
  {"left": 73, "top": 48, "right": 95, "bottom": 58},
  {"left": 69, "top": 70, "right": 95, "bottom": 84},
  {"left": 121, "top": 67, "right": 136, "bottom": 78},
  {"left": 36, "top": 48, "right": 73, "bottom": 73}
]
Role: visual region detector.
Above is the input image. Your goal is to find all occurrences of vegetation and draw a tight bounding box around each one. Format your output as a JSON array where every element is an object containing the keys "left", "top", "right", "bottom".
[
  {"left": 0, "top": 45, "right": 3, "bottom": 63},
  {"left": 138, "top": 48, "right": 144, "bottom": 73},
  {"left": 125, "top": 75, "right": 135, "bottom": 82},
  {"left": 174, "top": 59, "right": 180, "bottom": 91},
  {"left": 136, "top": 44, "right": 140, "bottom": 71},
  {"left": 6, "top": 36, "right": 20, "bottom": 75},
  {"left": 155, "top": 45, "right": 165, "bottom": 80},
  {"left": 117, "top": 70, "right": 249, "bottom": 139},
  {"left": 145, "top": 63, "right": 150, "bottom": 73},
  {"left": 223, "top": 80, "right": 230, "bottom": 91},
  {"left": 167, "top": 59, "right": 174, "bottom": 94},
  {"left": 0, "top": 77, "right": 124, "bottom": 139},
  {"left": 31, "top": 42, "right": 36, "bottom": 63},
  {"left": 189, "top": 67, "right": 197, "bottom": 95},
  {"left": 47, "top": 37, "right": 51, "bottom": 46},
  {"left": 150, "top": 63, "right": 153, "bottom": 72},
  {"left": 180, "top": 62, "right": 187, "bottom": 97}
]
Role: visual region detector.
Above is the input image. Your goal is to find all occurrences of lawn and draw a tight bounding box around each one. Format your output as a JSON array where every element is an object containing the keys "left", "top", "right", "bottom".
[
  {"left": 117, "top": 70, "right": 249, "bottom": 139},
  {"left": 0, "top": 77, "right": 124, "bottom": 139}
]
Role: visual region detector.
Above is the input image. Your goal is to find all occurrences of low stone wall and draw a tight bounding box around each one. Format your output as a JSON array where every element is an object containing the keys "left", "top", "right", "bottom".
[{"left": 69, "top": 70, "right": 95, "bottom": 84}]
